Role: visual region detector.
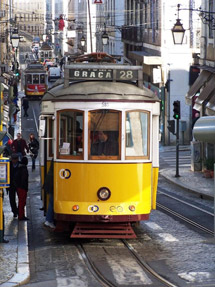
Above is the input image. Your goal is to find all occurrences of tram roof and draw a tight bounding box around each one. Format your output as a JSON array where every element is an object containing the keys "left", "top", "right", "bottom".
[{"left": 42, "top": 81, "right": 159, "bottom": 102}]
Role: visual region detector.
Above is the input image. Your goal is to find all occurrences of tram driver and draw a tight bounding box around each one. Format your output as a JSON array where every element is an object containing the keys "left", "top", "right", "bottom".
[{"left": 91, "top": 131, "right": 118, "bottom": 156}]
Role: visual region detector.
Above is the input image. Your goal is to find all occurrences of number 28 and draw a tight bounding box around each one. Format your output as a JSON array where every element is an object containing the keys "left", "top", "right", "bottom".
[{"left": 119, "top": 71, "right": 133, "bottom": 79}]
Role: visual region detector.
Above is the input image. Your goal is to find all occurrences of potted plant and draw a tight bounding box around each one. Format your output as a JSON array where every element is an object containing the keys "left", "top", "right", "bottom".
[{"left": 203, "top": 158, "right": 215, "bottom": 178}]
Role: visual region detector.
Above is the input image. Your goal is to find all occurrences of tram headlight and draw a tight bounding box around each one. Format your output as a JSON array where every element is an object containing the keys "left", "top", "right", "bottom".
[{"left": 97, "top": 187, "right": 111, "bottom": 201}]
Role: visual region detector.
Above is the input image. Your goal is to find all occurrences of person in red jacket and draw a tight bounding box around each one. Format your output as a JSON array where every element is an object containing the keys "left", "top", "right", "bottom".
[
  {"left": 14, "top": 157, "right": 29, "bottom": 221},
  {"left": 11, "top": 133, "right": 29, "bottom": 161}
]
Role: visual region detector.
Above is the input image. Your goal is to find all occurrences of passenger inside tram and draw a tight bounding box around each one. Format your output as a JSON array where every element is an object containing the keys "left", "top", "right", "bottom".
[{"left": 91, "top": 131, "right": 118, "bottom": 156}]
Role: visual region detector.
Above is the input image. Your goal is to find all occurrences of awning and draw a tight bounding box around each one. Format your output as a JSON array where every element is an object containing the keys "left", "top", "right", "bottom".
[
  {"left": 193, "top": 74, "right": 215, "bottom": 111},
  {"left": 1, "top": 83, "right": 9, "bottom": 90},
  {"left": 128, "top": 51, "right": 162, "bottom": 65},
  {"left": 185, "top": 70, "right": 211, "bottom": 105},
  {"left": 206, "top": 93, "right": 215, "bottom": 116}
]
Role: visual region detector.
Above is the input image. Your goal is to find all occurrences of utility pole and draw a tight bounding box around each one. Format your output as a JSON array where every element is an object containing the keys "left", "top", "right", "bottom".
[{"left": 87, "top": 0, "right": 93, "bottom": 53}]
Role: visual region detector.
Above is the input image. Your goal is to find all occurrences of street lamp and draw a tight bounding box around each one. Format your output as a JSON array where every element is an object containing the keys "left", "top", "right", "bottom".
[
  {"left": 11, "top": 30, "right": 20, "bottom": 48},
  {"left": 80, "top": 35, "right": 86, "bottom": 47},
  {"left": 171, "top": 4, "right": 185, "bottom": 45},
  {"left": 172, "top": 3, "right": 215, "bottom": 44},
  {"left": 10, "top": 29, "right": 20, "bottom": 77},
  {"left": 102, "top": 31, "right": 109, "bottom": 45},
  {"left": 102, "top": 23, "right": 109, "bottom": 45}
]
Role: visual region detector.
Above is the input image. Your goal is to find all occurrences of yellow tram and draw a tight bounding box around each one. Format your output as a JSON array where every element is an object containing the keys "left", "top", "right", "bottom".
[{"left": 39, "top": 61, "right": 160, "bottom": 238}]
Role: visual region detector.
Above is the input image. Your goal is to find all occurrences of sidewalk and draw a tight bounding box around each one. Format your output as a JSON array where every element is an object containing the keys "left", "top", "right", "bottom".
[
  {"left": 0, "top": 97, "right": 30, "bottom": 287},
  {"left": 159, "top": 145, "right": 214, "bottom": 200}
]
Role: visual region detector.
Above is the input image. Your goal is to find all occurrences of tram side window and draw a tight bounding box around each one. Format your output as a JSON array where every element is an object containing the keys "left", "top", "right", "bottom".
[
  {"left": 33, "top": 74, "right": 39, "bottom": 84},
  {"left": 58, "top": 110, "right": 83, "bottom": 158},
  {"left": 89, "top": 109, "right": 120, "bottom": 159},
  {"left": 125, "top": 111, "right": 149, "bottom": 159},
  {"left": 26, "top": 74, "right": 32, "bottom": 84}
]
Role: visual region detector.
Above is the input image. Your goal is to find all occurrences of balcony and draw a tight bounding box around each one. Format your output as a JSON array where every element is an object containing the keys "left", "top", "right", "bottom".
[{"left": 0, "top": 10, "right": 5, "bottom": 18}]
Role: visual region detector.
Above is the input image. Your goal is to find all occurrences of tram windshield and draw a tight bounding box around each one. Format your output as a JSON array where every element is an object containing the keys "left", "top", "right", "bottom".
[
  {"left": 33, "top": 74, "right": 39, "bottom": 84},
  {"left": 125, "top": 111, "right": 149, "bottom": 158},
  {"left": 26, "top": 73, "right": 46, "bottom": 85},
  {"left": 90, "top": 109, "right": 120, "bottom": 159}
]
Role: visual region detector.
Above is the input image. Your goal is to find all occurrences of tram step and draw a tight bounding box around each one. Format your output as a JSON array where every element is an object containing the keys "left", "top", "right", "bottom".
[{"left": 70, "top": 222, "right": 137, "bottom": 239}]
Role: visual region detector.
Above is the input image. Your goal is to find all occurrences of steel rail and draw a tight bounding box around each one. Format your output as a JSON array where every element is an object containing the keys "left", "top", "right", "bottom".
[
  {"left": 158, "top": 189, "right": 214, "bottom": 216},
  {"left": 157, "top": 202, "right": 214, "bottom": 236},
  {"left": 76, "top": 243, "right": 116, "bottom": 287},
  {"left": 122, "top": 239, "right": 179, "bottom": 287}
]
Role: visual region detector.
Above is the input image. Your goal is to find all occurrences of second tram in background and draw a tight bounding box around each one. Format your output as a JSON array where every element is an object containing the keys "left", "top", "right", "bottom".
[
  {"left": 24, "top": 62, "right": 48, "bottom": 98},
  {"left": 39, "top": 54, "right": 160, "bottom": 239}
]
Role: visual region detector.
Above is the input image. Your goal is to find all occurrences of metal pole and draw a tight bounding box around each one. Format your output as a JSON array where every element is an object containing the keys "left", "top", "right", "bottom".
[
  {"left": 175, "top": 118, "right": 180, "bottom": 177},
  {"left": 0, "top": 84, "right": 3, "bottom": 243},
  {"left": 87, "top": 0, "right": 93, "bottom": 53},
  {"left": 214, "top": 163, "right": 215, "bottom": 238},
  {"left": 0, "top": 189, "right": 3, "bottom": 243}
]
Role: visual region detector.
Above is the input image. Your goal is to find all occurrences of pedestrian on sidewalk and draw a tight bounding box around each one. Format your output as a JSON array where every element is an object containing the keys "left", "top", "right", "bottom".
[
  {"left": 11, "top": 133, "right": 29, "bottom": 161},
  {"left": 22, "top": 97, "right": 29, "bottom": 117},
  {"left": 14, "top": 157, "right": 29, "bottom": 221},
  {"left": 3, "top": 139, "right": 13, "bottom": 158},
  {"left": 43, "top": 160, "right": 55, "bottom": 229},
  {"left": 12, "top": 97, "right": 20, "bottom": 123},
  {"left": 8, "top": 153, "right": 20, "bottom": 218},
  {"left": 28, "top": 133, "right": 39, "bottom": 171}
]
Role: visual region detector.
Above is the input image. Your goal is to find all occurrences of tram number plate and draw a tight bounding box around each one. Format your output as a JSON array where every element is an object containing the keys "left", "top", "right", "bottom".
[
  {"left": 116, "top": 70, "right": 138, "bottom": 81},
  {"left": 69, "top": 68, "right": 138, "bottom": 82}
]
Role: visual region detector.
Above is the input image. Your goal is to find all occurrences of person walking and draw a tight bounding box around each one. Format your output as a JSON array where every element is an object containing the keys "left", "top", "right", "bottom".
[
  {"left": 11, "top": 133, "right": 29, "bottom": 161},
  {"left": 22, "top": 97, "right": 29, "bottom": 117},
  {"left": 8, "top": 153, "right": 20, "bottom": 218},
  {"left": 14, "top": 157, "right": 29, "bottom": 221},
  {"left": 3, "top": 139, "right": 13, "bottom": 158},
  {"left": 28, "top": 133, "right": 39, "bottom": 171}
]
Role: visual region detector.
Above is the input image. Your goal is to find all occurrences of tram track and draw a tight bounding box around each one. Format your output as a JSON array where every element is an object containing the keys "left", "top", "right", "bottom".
[
  {"left": 77, "top": 243, "right": 116, "bottom": 287},
  {"left": 122, "top": 240, "right": 179, "bottom": 287},
  {"left": 157, "top": 189, "right": 214, "bottom": 236},
  {"left": 76, "top": 240, "right": 179, "bottom": 287},
  {"left": 157, "top": 202, "right": 214, "bottom": 235}
]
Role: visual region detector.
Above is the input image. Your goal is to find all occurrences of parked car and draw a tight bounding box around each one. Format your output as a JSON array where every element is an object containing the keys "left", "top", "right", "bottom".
[{"left": 48, "top": 66, "right": 61, "bottom": 81}]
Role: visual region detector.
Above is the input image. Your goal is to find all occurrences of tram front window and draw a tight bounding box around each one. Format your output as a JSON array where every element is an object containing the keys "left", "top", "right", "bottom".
[
  {"left": 58, "top": 110, "right": 83, "bottom": 158},
  {"left": 33, "top": 74, "right": 39, "bottom": 84},
  {"left": 90, "top": 110, "right": 120, "bottom": 159},
  {"left": 40, "top": 74, "right": 45, "bottom": 84},
  {"left": 26, "top": 74, "right": 32, "bottom": 84},
  {"left": 125, "top": 111, "right": 149, "bottom": 159}
]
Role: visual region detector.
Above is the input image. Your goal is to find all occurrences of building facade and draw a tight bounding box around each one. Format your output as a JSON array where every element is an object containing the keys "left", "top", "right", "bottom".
[
  {"left": 13, "top": 0, "right": 46, "bottom": 40},
  {"left": 122, "top": 0, "right": 201, "bottom": 145}
]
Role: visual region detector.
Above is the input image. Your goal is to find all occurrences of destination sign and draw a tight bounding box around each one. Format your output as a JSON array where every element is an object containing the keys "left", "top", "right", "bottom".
[
  {"left": 69, "top": 69, "right": 113, "bottom": 80},
  {"left": 69, "top": 68, "right": 139, "bottom": 82}
]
